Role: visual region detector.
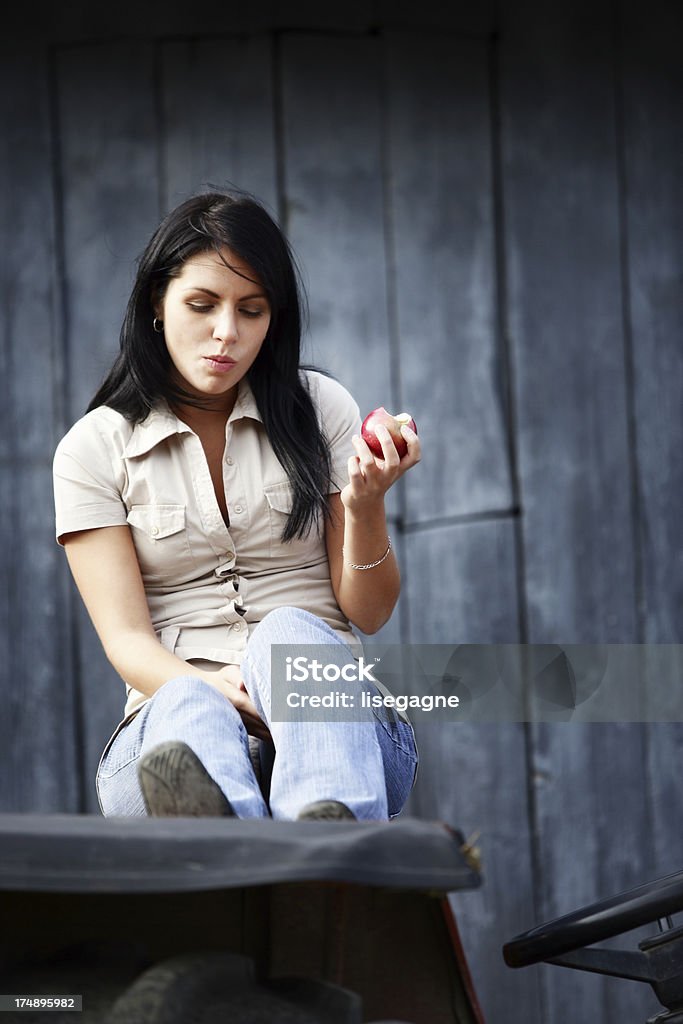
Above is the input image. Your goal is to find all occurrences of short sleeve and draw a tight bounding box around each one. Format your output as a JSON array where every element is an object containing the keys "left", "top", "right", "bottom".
[
  {"left": 306, "top": 370, "right": 362, "bottom": 493},
  {"left": 52, "top": 409, "right": 128, "bottom": 545}
]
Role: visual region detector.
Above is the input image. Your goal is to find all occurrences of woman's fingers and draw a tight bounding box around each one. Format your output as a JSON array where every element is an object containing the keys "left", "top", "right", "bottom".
[
  {"left": 347, "top": 453, "right": 363, "bottom": 480},
  {"left": 350, "top": 433, "right": 399, "bottom": 482},
  {"left": 372, "top": 424, "right": 401, "bottom": 468},
  {"left": 206, "top": 670, "right": 271, "bottom": 739},
  {"left": 233, "top": 687, "right": 271, "bottom": 740},
  {"left": 399, "top": 424, "right": 421, "bottom": 465},
  {"left": 232, "top": 690, "right": 272, "bottom": 740},
  {"left": 350, "top": 430, "right": 410, "bottom": 480},
  {"left": 351, "top": 434, "right": 378, "bottom": 473}
]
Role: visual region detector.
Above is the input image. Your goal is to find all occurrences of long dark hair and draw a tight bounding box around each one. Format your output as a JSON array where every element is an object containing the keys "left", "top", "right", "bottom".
[{"left": 88, "top": 189, "right": 334, "bottom": 542}]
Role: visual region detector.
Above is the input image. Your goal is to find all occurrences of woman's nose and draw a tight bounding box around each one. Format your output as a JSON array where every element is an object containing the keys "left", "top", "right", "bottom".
[{"left": 212, "top": 307, "right": 238, "bottom": 343}]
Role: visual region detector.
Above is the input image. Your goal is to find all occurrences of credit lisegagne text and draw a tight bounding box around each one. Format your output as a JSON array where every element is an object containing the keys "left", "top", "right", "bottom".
[{"left": 285, "top": 691, "right": 460, "bottom": 712}]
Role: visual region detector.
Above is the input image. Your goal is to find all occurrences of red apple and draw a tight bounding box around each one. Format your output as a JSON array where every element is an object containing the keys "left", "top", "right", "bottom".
[{"left": 361, "top": 406, "right": 417, "bottom": 459}]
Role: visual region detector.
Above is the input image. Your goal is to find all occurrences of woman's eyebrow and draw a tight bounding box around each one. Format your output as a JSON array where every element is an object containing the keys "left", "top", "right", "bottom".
[{"left": 182, "top": 286, "right": 267, "bottom": 300}]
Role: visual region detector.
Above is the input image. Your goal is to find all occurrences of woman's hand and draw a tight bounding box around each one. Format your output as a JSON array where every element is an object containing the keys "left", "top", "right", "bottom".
[
  {"left": 201, "top": 665, "right": 272, "bottom": 741},
  {"left": 326, "top": 421, "right": 420, "bottom": 634},
  {"left": 340, "top": 422, "right": 420, "bottom": 515}
]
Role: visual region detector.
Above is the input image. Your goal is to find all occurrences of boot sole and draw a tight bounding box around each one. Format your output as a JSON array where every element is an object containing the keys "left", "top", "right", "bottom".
[
  {"left": 138, "top": 741, "right": 234, "bottom": 817},
  {"left": 297, "top": 800, "right": 356, "bottom": 821}
]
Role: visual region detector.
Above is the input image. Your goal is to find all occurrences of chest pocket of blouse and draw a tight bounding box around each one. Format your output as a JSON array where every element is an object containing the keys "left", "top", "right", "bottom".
[
  {"left": 126, "top": 504, "right": 194, "bottom": 581},
  {"left": 264, "top": 481, "right": 323, "bottom": 561}
]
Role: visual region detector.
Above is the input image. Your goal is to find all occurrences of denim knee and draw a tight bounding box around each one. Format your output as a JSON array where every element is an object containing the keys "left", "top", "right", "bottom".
[{"left": 149, "top": 675, "right": 227, "bottom": 714}]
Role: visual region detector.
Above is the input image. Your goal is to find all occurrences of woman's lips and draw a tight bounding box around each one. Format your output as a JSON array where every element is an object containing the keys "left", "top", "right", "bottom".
[{"left": 205, "top": 356, "right": 237, "bottom": 373}]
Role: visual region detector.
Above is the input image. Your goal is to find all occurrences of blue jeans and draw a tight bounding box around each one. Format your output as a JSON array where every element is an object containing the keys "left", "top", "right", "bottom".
[{"left": 96, "top": 607, "right": 418, "bottom": 821}]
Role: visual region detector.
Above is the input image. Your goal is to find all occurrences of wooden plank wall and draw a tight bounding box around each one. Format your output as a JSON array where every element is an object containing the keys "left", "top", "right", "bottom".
[
  {"left": 500, "top": 2, "right": 651, "bottom": 1020},
  {"left": 1, "top": 2, "right": 680, "bottom": 1021},
  {"left": 0, "top": 41, "right": 80, "bottom": 810}
]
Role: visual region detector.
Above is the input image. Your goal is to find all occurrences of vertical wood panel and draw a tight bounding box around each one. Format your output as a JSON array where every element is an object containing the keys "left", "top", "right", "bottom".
[
  {"left": 500, "top": 3, "right": 655, "bottom": 1021},
  {"left": 0, "top": 467, "right": 79, "bottom": 810},
  {"left": 57, "top": 41, "right": 162, "bottom": 810},
  {"left": 384, "top": 29, "right": 532, "bottom": 1018},
  {"left": 404, "top": 520, "right": 543, "bottom": 1022},
  {"left": 405, "top": 521, "right": 521, "bottom": 647},
  {"left": 279, "top": 31, "right": 404, "bottom": 547},
  {"left": 57, "top": 42, "right": 161, "bottom": 421},
  {"left": 58, "top": 43, "right": 161, "bottom": 421},
  {"left": 385, "top": 31, "right": 513, "bottom": 526},
  {"left": 0, "top": 43, "right": 57, "bottom": 452},
  {"left": 0, "top": 43, "right": 78, "bottom": 811},
  {"left": 620, "top": 0, "right": 683, "bottom": 647},
  {"left": 620, "top": 0, "right": 683, "bottom": 895},
  {"left": 0, "top": 48, "right": 57, "bottom": 464},
  {"left": 530, "top": 721, "right": 659, "bottom": 1020},
  {"left": 161, "top": 35, "right": 278, "bottom": 213},
  {"left": 500, "top": 4, "right": 637, "bottom": 645},
  {"left": 280, "top": 34, "right": 393, "bottom": 421}
]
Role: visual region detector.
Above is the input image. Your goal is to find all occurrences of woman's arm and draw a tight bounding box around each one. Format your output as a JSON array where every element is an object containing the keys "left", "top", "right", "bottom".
[
  {"left": 326, "top": 421, "right": 420, "bottom": 634},
  {"left": 62, "top": 525, "right": 270, "bottom": 738}
]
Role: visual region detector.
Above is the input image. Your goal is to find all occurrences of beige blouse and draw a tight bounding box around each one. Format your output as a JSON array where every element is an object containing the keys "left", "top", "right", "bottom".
[{"left": 53, "top": 369, "right": 364, "bottom": 721}]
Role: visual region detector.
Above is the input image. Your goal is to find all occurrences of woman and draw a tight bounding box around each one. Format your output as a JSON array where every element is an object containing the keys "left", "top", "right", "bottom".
[{"left": 53, "top": 189, "right": 420, "bottom": 822}]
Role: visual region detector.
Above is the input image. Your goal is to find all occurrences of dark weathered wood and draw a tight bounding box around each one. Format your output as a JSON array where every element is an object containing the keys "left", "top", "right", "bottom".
[
  {"left": 403, "top": 519, "right": 543, "bottom": 1023},
  {"left": 0, "top": 48, "right": 58, "bottom": 462},
  {"left": 280, "top": 32, "right": 401, "bottom": 527},
  {"left": 385, "top": 31, "right": 513, "bottom": 525},
  {"left": 0, "top": 42, "right": 79, "bottom": 812},
  {"left": 403, "top": 520, "right": 521, "bottom": 646},
  {"left": 499, "top": 2, "right": 656, "bottom": 1020},
  {"left": 280, "top": 36, "right": 393, "bottom": 422},
  {"left": 500, "top": 5, "right": 638, "bottom": 645},
  {"left": 56, "top": 41, "right": 162, "bottom": 809},
  {"left": 0, "top": 466, "right": 79, "bottom": 811},
  {"left": 161, "top": 36, "right": 278, "bottom": 214},
  {"left": 620, "top": 0, "right": 683, "bottom": 903},
  {"left": 529, "top": 720, "right": 661, "bottom": 1019},
  {"left": 57, "top": 42, "right": 161, "bottom": 422},
  {"left": 642, "top": 648, "right": 683, "bottom": 921},
  {"left": 619, "top": 0, "right": 682, "bottom": 647}
]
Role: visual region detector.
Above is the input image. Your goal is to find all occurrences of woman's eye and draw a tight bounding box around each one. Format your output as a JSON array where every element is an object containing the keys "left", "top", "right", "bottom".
[
  {"left": 188, "top": 303, "right": 212, "bottom": 312},
  {"left": 239, "top": 308, "right": 265, "bottom": 318}
]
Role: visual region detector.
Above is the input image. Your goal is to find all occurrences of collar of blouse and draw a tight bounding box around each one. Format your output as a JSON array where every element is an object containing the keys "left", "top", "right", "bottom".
[{"left": 122, "top": 377, "right": 263, "bottom": 459}]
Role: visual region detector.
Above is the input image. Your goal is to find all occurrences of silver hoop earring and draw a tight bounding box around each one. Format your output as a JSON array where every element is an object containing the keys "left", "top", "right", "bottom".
[{"left": 153, "top": 317, "right": 164, "bottom": 333}]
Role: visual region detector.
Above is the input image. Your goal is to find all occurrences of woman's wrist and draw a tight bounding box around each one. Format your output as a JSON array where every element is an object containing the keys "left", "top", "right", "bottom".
[
  {"left": 341, "top": 496, "right": 386, "bottom": 524},
  {"left": 341, "top": 500, "right": 391, "bottom": 564},
  {"left": 343, "top": 535, "right": 392, "bottom": 570}
]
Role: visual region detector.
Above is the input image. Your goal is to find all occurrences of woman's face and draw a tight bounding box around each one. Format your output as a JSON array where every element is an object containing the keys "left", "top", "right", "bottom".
[{"left": 156, "top": 247, "right": 271, "bottom": 410}]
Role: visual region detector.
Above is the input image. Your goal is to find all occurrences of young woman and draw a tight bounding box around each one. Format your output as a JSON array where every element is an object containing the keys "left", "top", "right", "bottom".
[{"left": 53, "top": 190, "right": 420, "bottom": 821}]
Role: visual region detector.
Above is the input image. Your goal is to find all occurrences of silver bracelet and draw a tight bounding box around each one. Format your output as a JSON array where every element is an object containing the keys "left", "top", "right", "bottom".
[{"left": 343, "top": 536, "right": 392, "bottom": 570}]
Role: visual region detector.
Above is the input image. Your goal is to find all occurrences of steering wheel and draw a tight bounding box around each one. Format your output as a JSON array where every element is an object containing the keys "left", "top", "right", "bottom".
[{"left": 503, "top": 867, "right": 683, "bottom": 968}]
